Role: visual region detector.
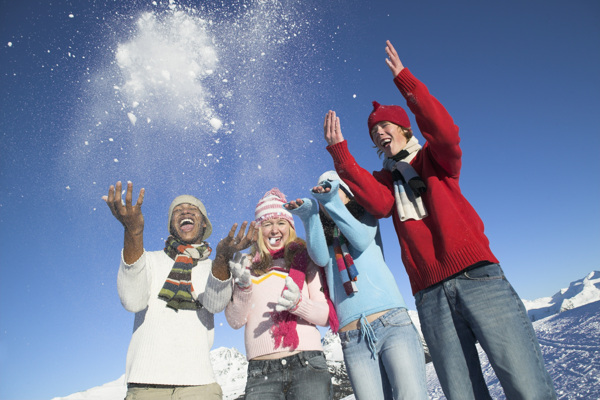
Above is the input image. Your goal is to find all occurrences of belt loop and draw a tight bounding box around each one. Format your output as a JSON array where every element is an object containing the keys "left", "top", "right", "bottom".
[{"left": 262, "top": 360, "right": 269, "bottom": 375}]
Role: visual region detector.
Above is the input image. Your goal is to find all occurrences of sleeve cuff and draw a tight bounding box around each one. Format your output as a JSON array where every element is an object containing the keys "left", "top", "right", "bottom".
[{"left": 393, "top": 67, "right": 418, "bottom": 96}]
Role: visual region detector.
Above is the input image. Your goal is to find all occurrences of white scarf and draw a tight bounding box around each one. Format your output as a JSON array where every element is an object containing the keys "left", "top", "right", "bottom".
[{"left": 382, "top": 137, "right": 428, "bottom": 222}]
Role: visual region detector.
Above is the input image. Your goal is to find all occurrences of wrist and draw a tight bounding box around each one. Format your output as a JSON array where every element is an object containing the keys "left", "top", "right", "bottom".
[{"left": 289, "top": 293, "right": 302, "bottom": 313}]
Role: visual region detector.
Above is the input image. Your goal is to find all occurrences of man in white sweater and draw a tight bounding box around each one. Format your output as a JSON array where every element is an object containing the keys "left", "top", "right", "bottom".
[{"left": 103, "top": 181, "right": 256, "bottom": 400}]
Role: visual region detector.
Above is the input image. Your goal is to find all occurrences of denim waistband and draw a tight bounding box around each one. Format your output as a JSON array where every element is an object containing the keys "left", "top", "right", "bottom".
[{"left": 248, "top": 351, "right": 324, "bottom": 373}]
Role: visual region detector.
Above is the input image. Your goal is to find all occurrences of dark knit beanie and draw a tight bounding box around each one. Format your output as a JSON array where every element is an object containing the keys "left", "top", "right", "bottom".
[{"left": 367, "top": 101, "right": 411, "bottom": 142}]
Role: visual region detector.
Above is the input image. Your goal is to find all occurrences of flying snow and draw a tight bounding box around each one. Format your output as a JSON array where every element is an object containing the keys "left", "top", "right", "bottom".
[{"left": 114, "top": 10, "right": 220, "bottom": 129}]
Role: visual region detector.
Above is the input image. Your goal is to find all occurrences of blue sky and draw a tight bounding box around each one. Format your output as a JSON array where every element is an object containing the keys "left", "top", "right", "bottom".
[{"left": 1, "top": 0, "right": 599, "bottom": 399}]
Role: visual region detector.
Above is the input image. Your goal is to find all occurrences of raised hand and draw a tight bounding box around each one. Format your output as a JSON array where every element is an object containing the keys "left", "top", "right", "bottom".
[
  {"left": 284, "top": 198, "right": 304, "bottom": 211},
  {"left": 213, "top": 221, "right": 257, "bottom": 280},
  {"left": 103, "top": 181, "right": 145, "bottom": 235},
  {"left": 323, "top": 110, "right": 344, "bottom": 146},
  {"left": 384, "top": 40, "right": 405, "bottom": 77},
  {"left": 275, "top": 276, "right": 302, "bottom": 313},
  {"left": 216, "top": 221, "right": 257, "bottom": 258},
  {"left": 102, "top": 181, "right": 145, "bottom": 264}
]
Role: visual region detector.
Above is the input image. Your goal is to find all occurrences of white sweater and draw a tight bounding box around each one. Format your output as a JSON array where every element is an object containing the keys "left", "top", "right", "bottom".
[{"left": 117, "top": 249, "right": 232, "bottom": 385}]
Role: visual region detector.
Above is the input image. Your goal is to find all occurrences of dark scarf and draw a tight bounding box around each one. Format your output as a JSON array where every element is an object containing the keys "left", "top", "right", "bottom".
[
  {"left": 320, "top": 199, "right": 365, "bottom": 246},
  {"left": 159, "top": 236, "right": 212, "bottom": 311},
  {"left": 389, "top": 148, "right": 427, "bottom": 198}
]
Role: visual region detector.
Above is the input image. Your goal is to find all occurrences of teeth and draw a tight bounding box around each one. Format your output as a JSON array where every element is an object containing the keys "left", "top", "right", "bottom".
[
  {"left": 269, "top": 237, "right": 278, "bottom": 245},
  {"left": 180, "top": 218, "right": 193, "bottom": 226}
]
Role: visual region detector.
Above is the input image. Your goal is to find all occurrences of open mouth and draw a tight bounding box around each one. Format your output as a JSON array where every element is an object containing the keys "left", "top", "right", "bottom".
[
  {"left": 380, "top": 138, "right": 392, "bottom": 148},
  {"left": 180, "top": 218, "right": 195, "bottom": 232},
  {"left": 269, "top": 237, "right": 282, "bottom": 246}
]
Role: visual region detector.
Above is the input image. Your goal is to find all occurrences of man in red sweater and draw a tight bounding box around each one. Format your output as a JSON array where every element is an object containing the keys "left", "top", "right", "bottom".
[{"left": 323, "top": 40, "right": 556, "bottom": 400}]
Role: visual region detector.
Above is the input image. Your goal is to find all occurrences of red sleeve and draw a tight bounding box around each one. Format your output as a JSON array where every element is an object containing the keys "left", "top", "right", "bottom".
[
  {"left": 326, "top": 140, "right": 396, "bottom": 219},
  {"left": 394, "top": 68, "right": 462, "bottom": 178}
]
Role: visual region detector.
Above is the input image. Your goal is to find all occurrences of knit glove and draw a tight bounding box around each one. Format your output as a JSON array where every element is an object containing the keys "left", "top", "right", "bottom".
[
  {"left": 229, "top": 252, "right": 252, "bottom": 289},
  {"left": 276, "top": 276, "right": 302, "bottom": 312}
]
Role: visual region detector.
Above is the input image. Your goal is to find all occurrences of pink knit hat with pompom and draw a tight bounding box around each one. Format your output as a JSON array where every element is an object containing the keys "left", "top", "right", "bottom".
[{"left": 254, "top": 188, "right": 295, "bottom": 228}]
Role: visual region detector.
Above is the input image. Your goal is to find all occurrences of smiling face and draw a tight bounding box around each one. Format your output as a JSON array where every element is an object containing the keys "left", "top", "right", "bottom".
[
  {"left": 371, "top": 121, "right": 408, "bottom": 158},
  {"left": 260, "top": 218, "right": 291, "bottom": 251},
  {"left": 170, "top": 203, "right": 207, "bottom": 244}
]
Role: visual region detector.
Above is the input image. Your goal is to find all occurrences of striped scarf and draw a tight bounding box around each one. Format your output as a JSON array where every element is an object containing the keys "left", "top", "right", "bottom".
[
  {"left": 333, "top": 227, "right": 359, "bottom": 295},
  {"left": 383, "top": 136, "right": 428, "bottom": 221},
  {"left": 159, "top": 236, "right": 212, "bottom": 311}
]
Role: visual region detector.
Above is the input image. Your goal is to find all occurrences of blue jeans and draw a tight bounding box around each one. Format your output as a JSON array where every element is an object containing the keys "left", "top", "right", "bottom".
[
  {"left": 339, "top": 308, "right": 428, "bottom": 400},
  {"left": 415, "top": 263, "right": 557, "bottom": 400},
  {"left": 244, "top": 351, "right": 332, "bottom": 400}
]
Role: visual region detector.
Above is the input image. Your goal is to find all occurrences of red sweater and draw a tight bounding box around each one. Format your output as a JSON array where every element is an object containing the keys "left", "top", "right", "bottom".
[{"left": 327, "top": 68, "right": 498, "bottom": 295}]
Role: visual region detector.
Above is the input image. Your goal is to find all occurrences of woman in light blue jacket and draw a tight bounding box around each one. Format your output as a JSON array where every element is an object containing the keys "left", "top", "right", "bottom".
[{"left": 286, "top": 171, "right": 427, "bottom": 400}]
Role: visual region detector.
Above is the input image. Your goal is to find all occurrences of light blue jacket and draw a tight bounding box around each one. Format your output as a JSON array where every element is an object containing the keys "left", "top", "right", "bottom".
[{"left": 290, "top": 180, "right": 406, "bottom": 328}]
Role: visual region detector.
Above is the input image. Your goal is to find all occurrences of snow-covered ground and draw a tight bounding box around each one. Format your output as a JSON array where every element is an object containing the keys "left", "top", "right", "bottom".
[{"left": 52, "top": 271, "right": 600, "bottom": 400}]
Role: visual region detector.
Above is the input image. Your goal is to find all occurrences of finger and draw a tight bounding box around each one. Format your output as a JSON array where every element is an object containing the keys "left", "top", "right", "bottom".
[
  {"left": 125, "top": 181, "right": 133, "bottom": 210},
  {"left": 236, "top": 221, "right": 249, "bottom": 240},
  {"left": 106, "top": 184, "right": 115, "bottom": 203},
  {"left": 386, "top": 40, "right": 398, "bottom": 58},
  {"left": 135, "top": 187, "right": 145, "bottom": 207},
  {"left": 285, "top": 276, "right": 299, "bottom": 291},
  {"left": 227, "top": 222, "right": 239, "bottom": 239},
  {"left": 114, "top": 181, "right": 124, "bottom": 212},
  {"left": 246, "top": 221, "right": 257, "bottom": 240}
]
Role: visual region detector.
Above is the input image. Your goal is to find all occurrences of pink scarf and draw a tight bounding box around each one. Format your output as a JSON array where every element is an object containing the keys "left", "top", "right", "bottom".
[{"left": 269, "top": 241, "right": 339, "bottom": 349}]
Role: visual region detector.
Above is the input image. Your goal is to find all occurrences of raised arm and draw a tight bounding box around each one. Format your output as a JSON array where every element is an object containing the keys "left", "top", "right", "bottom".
[
  {"left": 103, "top": 181, "right": 145, "bottom": 264},
  {"left": 312, "top": 180, "right": 377, "bottom": 253},
  {"left": 386, "top": 40, "right": 461, "bottom": 176},
  {"left": 324, "top": 112, "right": 397, "bottom": 219},
  {"left": 285, "top": 198, "right": 330, "bottom": 267}
]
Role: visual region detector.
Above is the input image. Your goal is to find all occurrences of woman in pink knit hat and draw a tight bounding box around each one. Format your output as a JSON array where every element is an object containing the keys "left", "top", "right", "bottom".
[{"left": 225, "top": 188, "right": 335, "bottom": 400}]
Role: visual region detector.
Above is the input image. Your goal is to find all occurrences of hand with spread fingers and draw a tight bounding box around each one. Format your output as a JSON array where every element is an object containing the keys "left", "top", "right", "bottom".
[
  {"left": 213, "top": 221, "right": 258, "bottom": 280},
  {"left": 229, "top": 252, "right": 252, "bottom": 289},
  {"left": 103, "top": 181, "right": 145, "bottom": 234},
  {"left": 102, "top": 181, "right": 145, "bottom": 264},
  {"left": 275, "top": 276, "right": 302, "bottom": 313}
]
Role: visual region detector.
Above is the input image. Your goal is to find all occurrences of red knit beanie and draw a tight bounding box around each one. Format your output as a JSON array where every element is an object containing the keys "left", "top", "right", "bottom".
[{"left": 367, "top": 101, "right": 411, "bottom": 142}]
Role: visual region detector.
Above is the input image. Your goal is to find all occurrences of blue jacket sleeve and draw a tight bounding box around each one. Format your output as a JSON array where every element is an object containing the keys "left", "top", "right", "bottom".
[
  {"left": 287, "top": 198, "right": 330, "bottom": 267},
  {"left": 312, "top": 180, "right": 377, "bottom": 253}
]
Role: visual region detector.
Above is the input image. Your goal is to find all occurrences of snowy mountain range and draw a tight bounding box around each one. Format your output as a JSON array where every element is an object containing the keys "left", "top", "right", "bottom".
[{"left": 52, "top": 271, "right": 600, "bottom": 400}]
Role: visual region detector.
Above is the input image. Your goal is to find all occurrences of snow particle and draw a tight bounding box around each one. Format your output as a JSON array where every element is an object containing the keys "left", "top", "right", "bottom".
[
  {"left": 127, "top": 112, "right": 137, "bottom": 126},
  {"left": 209, "top": 117, "right": 223, "bottom": 131}
]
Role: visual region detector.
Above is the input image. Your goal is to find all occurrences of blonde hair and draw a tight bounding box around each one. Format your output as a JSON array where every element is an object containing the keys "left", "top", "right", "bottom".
[{"left": 251, "top": 221, "right": 300, "bottom": 276}]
